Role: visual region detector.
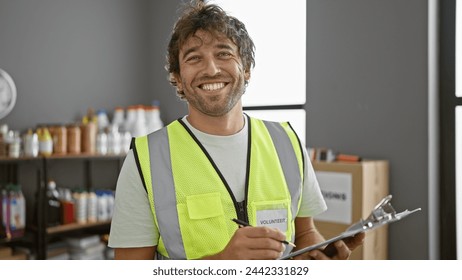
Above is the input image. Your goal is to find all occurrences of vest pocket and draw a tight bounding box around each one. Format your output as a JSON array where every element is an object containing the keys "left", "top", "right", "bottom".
[{"left": 177, "top": 192, "right": 229, "bottom": 259}]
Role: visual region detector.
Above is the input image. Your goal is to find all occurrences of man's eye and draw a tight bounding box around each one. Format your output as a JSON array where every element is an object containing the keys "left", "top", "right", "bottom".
[
  {"left": 218, "top": 52, "right": 232, "bottom": 58},
  {"left": 186, "top": 56, "right": 200, "bottom": 62}
]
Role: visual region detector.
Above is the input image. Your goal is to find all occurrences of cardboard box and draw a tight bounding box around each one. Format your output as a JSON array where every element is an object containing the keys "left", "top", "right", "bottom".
[
  {"left": 0, "top": 246, "right": 28, "bottom": 260},
  {"left": 0, "top": 246, "right": 13, "bottom": 258},
  {"left": 1, "top": 252, "right": 28, "bottom": 260},
  {"left": 312, "top": 160, "right": 389, "bottom": 260}
]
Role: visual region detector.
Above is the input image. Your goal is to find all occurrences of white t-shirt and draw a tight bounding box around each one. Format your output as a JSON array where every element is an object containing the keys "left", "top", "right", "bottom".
[{"left": 108, "top": 117, "right": 327, "bottom": 248}]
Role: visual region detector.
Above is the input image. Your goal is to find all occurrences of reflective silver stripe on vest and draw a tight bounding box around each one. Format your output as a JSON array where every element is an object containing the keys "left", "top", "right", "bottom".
[
  {"left": 263, "top": 121, "right": 302, "bottom": 256},
  {"left": 148, "top": 128, "right": 187, "bottom": 259}
]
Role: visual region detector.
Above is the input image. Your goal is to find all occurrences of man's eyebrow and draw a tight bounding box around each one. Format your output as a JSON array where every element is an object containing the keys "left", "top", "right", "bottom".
[
  {"left": 182, "top": 46, "right": 198, "bottom": 60},
  {"left": 215, "top": 43, "right": 235, "bottom": 51},
  {"left": 181, "top": 42, "right": 236, "bottom": 60}
]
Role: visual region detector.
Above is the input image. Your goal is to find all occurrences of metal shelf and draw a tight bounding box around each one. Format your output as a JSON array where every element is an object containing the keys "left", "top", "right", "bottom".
[
  {"left": 46, "top": 221, "right": 111, "bottom": 235},
  {"left": 0, "top": 153, "right": 125, "bottom": 162},
  {"left": 1, "top": 154, "right": 122, "bottom": 259}
]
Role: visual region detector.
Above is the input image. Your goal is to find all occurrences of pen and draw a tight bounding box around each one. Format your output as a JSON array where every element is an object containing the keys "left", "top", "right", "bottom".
[{"left": 231, "top": 218, "right": 296, "bottom": 247}]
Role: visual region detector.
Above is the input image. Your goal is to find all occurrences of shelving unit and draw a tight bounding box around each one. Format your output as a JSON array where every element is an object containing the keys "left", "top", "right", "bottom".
[
  {"left": 1, "top": 156, "right": 40, "bottom": 257},
  {"left": 0, "top": 154, "right": 125, "bottom": 259}
]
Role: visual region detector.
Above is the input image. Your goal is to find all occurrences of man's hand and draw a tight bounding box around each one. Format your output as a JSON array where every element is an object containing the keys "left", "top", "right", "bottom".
[
  {"left": 307, "top": 232, "right": 366, "bottom": 260},
  {"left": 203, "top": 226, "right": 287, "bottom": 260}
]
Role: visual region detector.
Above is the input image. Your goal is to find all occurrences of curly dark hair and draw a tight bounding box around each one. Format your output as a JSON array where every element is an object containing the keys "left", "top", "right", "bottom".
[{"left": 166, "top": 0, "right": 255, "bottom": 99}]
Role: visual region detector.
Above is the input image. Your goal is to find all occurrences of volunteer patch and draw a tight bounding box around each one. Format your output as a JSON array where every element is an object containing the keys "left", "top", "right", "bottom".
[{"left": 256, "top": 209, "right": 288, "bottom": 232}]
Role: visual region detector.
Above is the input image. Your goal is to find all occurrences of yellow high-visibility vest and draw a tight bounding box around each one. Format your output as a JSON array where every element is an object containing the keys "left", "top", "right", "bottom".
[{"left": 132, "top": 115, "right": 304, "bottom": 259}]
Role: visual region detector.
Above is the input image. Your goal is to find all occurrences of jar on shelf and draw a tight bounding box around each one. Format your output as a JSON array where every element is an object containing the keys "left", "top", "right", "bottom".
[
  {"left": 66, "top": 123, "right": 81, "bottom": 155},
  {"left": 81, "top": 121, "right": 96, "bottom": 154},
  {"left": 51, "top": 124, "right": 67, "bottom": 155},
  {"left": 8, "top": 131, "right": 21, "bottom": 158}
]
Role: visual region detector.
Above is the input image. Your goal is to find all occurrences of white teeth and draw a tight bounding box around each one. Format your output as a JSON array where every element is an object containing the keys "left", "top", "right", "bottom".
[{"left": 201, "top": 83, "right": 225, "bottom": 91}]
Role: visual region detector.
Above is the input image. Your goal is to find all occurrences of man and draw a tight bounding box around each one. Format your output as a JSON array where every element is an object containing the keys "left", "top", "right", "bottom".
[{"left": 108, "top": 0, "right": 364, "bottom": 260}]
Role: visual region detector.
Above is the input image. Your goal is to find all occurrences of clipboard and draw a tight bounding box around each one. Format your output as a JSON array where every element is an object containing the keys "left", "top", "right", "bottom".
[{"left": 279, "top": 195, "right": 421, "bottom": 260}]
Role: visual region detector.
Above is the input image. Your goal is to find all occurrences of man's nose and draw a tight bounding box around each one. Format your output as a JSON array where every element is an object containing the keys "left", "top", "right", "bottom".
[{"left": 202, "top": 57, "right": 221, "bottom": 76}]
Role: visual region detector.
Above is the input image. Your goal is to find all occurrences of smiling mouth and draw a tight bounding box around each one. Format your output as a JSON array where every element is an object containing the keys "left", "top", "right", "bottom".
[{"left": 199, "top": 82, "right": 227, "bottom": 91}]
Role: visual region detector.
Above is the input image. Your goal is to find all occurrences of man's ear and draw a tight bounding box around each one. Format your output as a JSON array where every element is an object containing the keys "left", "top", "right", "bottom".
[
  {"left": 172, "top": 73, "right": 183, "bottom": 92},
  {"left": 244, "top": 69, "right": 251, "bottom": 82}
]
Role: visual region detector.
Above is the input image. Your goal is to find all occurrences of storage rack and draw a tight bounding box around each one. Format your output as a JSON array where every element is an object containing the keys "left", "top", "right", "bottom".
[{"left": 0, "top": 154, "right": 124, "bottom": 259}]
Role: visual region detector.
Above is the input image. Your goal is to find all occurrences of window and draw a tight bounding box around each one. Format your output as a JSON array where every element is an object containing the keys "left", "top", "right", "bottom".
[
  {"left": 209, "top": 0, "right": 306, "bottom": 106},
  {"left": 208, "top": 0, "right": 307, "bottom": 140}
]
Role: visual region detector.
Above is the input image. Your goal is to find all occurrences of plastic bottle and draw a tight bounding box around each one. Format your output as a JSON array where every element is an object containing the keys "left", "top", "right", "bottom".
[
  {"left": 8, "top": 184, "right": 26, "bottom": 238},
  {"left": 145, "top": 101, "right": 164, "bottom": 134},
  {"left": 114, "top": 107, "right": 132, "bottom": 154},
  {"left": 8, "top": 131, "right": 21, "bottom": 158},
  {"left": 145, "top": 106, "right": 156, "bottom": 134},
  {"left": 46, "top": 180, "right": 61, "bottom": 226},
  {"left": 38, "top": 127, "right": 53, "bottom": 157},
  {"left": 82, "top": 107, "right": 98, "bottom": 129},
  {"left": 0, "top": 124, "right": 8, "bottom": 138},
  {"left": 0, "top": 126, "right": 7, "bottom": 157},
  {"left": 106, "top": 124, "right": 121, "bottom": 155},
  {"left": 0, "top": 189, "right": 8, "bottom": 239},
  {"left": 87, "top": 191, "right": 97, "bottom": 223},
  {"left": 106, "top": 190, "right": 115, "bottom": 220},
  {"left": 73, "top": 191, "right": 88, "bottom": 224},
  {"left": 18, "top": 186, "right": 26, "bottom": 234},
  {"left": 96, "top": 130, "right": 108, "bottom": 155},
  {"left": 96, "top": 109, "right": 110, "bottom": 133},
  {"left": 96, "top": 190, "right": 108, "bottom": 222},
  {"left": 112, "top": 107, "right": 125, "bottom": 129},
  {"left": 24, "top": 129, "right": 39, "bottom": 157},
  {"left": 124, "top": 105, "right": 137, "bottom": 136},
  {"left": 120, "top": 130, "right": 132, "bottom": 154},
  {"left": 132, "top": 105, "right": 147, "bottom": 137},
  {"left": 60, "top": 188, "right": 75, "bottom": 225}
]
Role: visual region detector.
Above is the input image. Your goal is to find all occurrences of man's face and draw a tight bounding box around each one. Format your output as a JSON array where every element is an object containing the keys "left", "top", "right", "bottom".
[{"left": 175, "top": 29, "right": 250, "bottom": 117}]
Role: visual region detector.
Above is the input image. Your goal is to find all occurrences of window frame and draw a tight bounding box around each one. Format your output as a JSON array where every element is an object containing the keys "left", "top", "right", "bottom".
[{"left": 440, "top": 0, "right": 460, "bottom": 259}]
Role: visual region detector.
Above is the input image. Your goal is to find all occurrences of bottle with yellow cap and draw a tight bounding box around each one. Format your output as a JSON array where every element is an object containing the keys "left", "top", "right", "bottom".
[{"left": 38, "top": 126, "right": 53, "bottom": 157}]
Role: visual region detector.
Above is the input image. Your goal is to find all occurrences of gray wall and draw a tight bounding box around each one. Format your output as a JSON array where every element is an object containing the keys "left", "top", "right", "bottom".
[
  {"left": 147, "top": 0, "right": 188, "bottom": 122},
  {"left": 306, "top": 0, "right": 431, "bottom": 259},
  {"left": 0, "top": 0, "right": 153, "bottom": 131},
  {"left": 0, "top": 0, "right": 433, "bottom": 259}
]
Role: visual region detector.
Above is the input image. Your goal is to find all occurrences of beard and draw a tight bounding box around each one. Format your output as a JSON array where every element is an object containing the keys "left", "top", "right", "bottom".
[{"left": 184, "top": 74, "right": 246, "bottom": 117}]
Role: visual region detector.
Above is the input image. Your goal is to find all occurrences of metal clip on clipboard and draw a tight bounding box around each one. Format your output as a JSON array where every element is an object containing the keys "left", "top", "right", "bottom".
[{"left": 279, "top": 195, "right": 421, "bottom": 260}]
